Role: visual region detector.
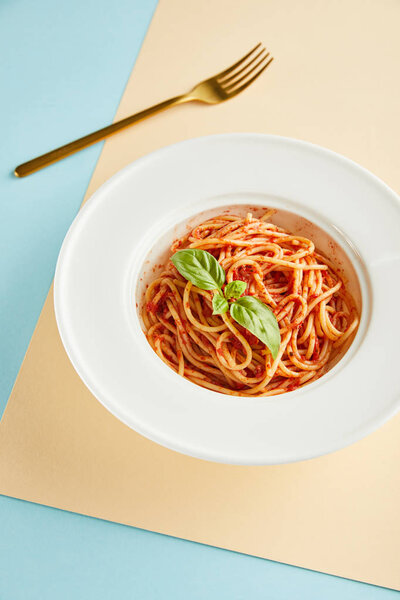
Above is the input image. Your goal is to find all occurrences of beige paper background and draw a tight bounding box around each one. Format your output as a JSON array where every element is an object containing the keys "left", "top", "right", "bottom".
[{"left": 1, "top": 0, "right": 400, "bottom": 589}]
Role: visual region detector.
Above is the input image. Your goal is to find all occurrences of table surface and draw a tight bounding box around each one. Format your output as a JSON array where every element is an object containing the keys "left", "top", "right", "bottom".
[{"left": 0, "top": 1, "right": 397, "bottom": 598}]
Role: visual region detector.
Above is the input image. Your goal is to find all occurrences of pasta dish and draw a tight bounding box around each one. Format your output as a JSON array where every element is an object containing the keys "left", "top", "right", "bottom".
[{"left": 141, "top": 211, "right": 359, "bottom": 396}]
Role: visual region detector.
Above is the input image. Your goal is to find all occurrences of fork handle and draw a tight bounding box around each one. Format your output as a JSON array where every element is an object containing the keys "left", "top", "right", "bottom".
[{"left": 14, "top": 94, "right": 190, "bottom": 177}]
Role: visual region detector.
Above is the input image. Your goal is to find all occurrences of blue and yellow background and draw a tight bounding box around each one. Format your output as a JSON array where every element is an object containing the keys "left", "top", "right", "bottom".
[{"left": 0, "top": 1, "right": 397, "bottom": 597}]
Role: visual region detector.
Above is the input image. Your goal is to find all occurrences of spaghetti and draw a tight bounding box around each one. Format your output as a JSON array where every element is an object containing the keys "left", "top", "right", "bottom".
[{"left": 141, "top": 211, "right": 359, "bottom": 396}]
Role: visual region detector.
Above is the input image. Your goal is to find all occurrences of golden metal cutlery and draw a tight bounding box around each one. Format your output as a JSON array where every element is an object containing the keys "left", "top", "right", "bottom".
[{"left": 14, "top": 44, "right": 273, "bottom": 177}]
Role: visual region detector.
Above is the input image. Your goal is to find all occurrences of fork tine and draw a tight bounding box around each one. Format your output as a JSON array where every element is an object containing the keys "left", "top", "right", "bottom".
[
  {"left": 223, "top": 54, "right": 271, "bottom": 92},
  {"left": 215, "top": 43, "right": 262, "bottom": 81},
  {"left": 220, "top": 48, "right": 268, "bottom": 86},
  {"left": 228, "top": 56, "right": 274, "bottom": 97}
]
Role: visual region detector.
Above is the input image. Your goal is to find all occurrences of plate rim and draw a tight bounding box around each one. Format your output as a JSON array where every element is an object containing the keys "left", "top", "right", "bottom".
[{"left": 54, "top": 132, "right": 400, "bottom": 464}]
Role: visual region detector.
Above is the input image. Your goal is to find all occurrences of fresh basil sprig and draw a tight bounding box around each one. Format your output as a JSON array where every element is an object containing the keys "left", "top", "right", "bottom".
[
  {"left": 171, "top": 248, "right": 280, "bottom": 358},
  {"left": 224, "top": 280, "right": 247, "bottom": 300},
  {"left": 230, "top": 296, "right": 280, "bottom": 359},
  {"left": 171, "top": 249, "right": 225, "bottom": 290},
  {"left": 212, "top": 292, "right": 229, "bottom": 315}
]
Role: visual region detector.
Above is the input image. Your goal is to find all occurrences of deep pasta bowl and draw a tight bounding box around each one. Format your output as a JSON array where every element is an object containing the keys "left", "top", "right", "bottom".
[{"left": 54, "top": 134, "right": 400, "bottom": 464}]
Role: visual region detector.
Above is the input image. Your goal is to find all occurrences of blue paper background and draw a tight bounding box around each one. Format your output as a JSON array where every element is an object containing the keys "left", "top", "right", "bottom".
[{"left": 0, "top": 0, "right": 397, "bottom": 597}]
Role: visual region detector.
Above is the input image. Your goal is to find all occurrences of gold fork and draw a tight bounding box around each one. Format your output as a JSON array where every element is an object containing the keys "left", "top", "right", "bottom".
[{"left": 14, "top": 43, "right": 273, "bottom": 178}]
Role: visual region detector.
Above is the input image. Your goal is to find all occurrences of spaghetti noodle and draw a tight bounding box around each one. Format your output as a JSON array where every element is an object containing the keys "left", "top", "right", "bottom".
[{"left": 141, "top": 211, "right": 359, "bottom": 396}]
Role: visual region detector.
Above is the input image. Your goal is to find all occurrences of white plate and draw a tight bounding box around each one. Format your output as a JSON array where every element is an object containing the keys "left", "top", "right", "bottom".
[{"left": 54, "top": 134, "right": 400, "bottom": 465}]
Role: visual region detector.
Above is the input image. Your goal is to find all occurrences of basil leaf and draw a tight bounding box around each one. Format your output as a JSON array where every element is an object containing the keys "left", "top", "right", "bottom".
[
  {"left": 171, "top": 249, "right": 225, "bottom": 291},
  {"left": 224, "top": 280, "right": 247, "bottom": 300},
  {"left": 230, "top": 296, "right": 281, "bottom": 359},
  {"left": 212, "top": 293, "right": 229, "bottom": 315}
]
